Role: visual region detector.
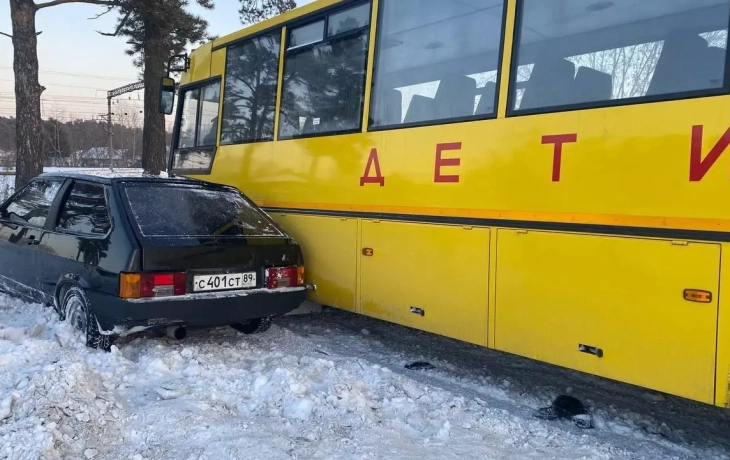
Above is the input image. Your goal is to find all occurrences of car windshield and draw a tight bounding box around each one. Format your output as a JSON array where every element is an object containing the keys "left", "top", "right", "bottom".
[{"left": 123, "top": 183, "right": 285, "bottom": 238}]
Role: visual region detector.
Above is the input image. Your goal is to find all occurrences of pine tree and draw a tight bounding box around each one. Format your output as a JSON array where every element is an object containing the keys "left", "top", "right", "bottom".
[
  {"left": 2, "top": 0, "right": 298, "bottom": 185},
  {"left": 102, "top": 0, "right": 213, "bottom": 175},
  {"left": 239, "top": 0, "right": 296, "bottom": 24},
  {"left": 2, "top": 0, "right": 117, "bottom": 189},
  {"left": 95, "top": 0, "right": 297, "bottom": 175}
]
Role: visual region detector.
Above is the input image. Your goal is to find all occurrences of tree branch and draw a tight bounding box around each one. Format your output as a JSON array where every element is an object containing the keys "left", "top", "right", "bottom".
[
  {"left": 0, "top": 32, "right": 12, "bottom": 39},
  {"left": 98, "top": 10, "right": 130, "bottom": 37},
  {"left": 36, "top": 0, "right": 119, "bottom": 10},
  {"left": 88, "top": 6, "right": 114, "bottom": 20}
]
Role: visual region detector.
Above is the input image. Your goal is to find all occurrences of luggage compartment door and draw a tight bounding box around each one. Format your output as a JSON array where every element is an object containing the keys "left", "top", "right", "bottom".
[
  {"left": 361, "top": 221, "right": 490, "bottom": 346},
  {"left": 495, "top": 230, "right": 719, "bottom": 404}
]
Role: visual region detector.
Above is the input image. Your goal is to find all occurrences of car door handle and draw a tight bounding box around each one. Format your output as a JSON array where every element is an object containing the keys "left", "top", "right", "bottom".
[{"left": 26, "top": 235, "right": 39, "bottom": 245}]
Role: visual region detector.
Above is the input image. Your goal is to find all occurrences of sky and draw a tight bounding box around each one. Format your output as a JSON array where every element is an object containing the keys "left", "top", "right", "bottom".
[{"left": 0, "top": 0, "right": 314, "bottom": 129}]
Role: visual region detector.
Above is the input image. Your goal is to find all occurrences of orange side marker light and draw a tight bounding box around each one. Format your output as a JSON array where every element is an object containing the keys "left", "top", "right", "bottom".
[{"left": 683, "top": 289, "right": 712, "bottom": 303}]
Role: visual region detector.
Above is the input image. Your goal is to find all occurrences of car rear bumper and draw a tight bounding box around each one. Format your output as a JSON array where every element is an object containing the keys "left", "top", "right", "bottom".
[{"left": 88, "top": 287, "right": 306, "bottom": 333}]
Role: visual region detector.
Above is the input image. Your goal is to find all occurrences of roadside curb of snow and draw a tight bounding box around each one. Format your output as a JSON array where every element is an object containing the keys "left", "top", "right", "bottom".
[{"left": 0, "top": 296, "right": 130, "bottom": 460}]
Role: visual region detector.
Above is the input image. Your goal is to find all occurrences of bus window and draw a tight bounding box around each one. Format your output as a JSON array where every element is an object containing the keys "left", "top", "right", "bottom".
[
  {"left": 177, "top": 89, "right": 199, "bottom": 149},
  {"left": 196, "top": 83, "right": 221, "bottom": 147},
  {"left": 511, "top": 0, "right": 730, "bottom": 113},
  {"left": 369, "top": 0, "right": 505, "bottom": 129},
  {"left": 221, "top": 32, "right": 281, "bottom": 144},
  {"left": 171, "top": 80, "right": 220, "bottom": 173},
  {"left": 289, "top": 20, "right": 324, "bottom": 50},
  {"left": 328, "top": 3, "right": 370, "bottom": 37},
  {"left": 278, "top": 2, "right": 371, "bottom": 139}
]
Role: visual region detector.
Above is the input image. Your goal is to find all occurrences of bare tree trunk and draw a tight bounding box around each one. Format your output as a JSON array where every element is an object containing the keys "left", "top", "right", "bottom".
[
  {"left": 10, "top": 0, "right": 44, "bottom": 188},
  {"left": 141, "top": 17, "right": 166, "bottom": 175}
]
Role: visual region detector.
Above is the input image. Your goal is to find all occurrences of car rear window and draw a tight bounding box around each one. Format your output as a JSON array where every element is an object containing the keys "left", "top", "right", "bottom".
[{"left": 123, "top": 184, "right": 285, "bottom": 238}]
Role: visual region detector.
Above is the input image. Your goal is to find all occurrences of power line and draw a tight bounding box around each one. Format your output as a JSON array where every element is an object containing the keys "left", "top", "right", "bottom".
[
  {"left": 0, "top": 78, "right": 109, "bottom": 92},
  {"left": 0, "top": 105, "right": 145, "bottom": 114},
  {"left": 0, "top": 95, "right": 144, "bottom": 103},
  {"left": 0, "top": 103, "right": 146, "bottom": 111},
  {"left": 0, "top": 91, "right": 144, "bottom": 98},
  {"left": 0, "top": 96, "right": 146, "bottom": 105},
  {"left": 0, "top": 111, "right": 112, "bottom": 118},
  {"left": 0, "top": 66, "right": 136, "bottom": 82}
]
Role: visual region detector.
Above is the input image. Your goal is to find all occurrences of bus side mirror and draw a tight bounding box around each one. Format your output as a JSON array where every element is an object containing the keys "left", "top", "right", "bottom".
[{"left": 159, "top": 77, "right": 175, "bottom": 115}]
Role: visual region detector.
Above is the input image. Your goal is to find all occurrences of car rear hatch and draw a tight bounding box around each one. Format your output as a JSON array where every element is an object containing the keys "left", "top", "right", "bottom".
[{"left": 118, "top": 180, "right": 304, "bottom": 298}]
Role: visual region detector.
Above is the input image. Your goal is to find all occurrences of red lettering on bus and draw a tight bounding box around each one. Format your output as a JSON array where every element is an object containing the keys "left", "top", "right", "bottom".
[
  {"left": 690, "top": 125, "right": 730, "bottom": 181},
  {"left": 542, "top": 134, "right": 578, "bottom": 182},
  {"left": 434, "top": 143, "right": 462, "bottom": 183},
  {"left": 360, "top": 148, "right": 385, "bottom": 187}
]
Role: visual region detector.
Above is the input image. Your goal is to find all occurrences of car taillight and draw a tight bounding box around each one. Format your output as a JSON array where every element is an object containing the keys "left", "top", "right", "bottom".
[
  {"left": 266, "top": 266, "right": 304, "bottom": 289},
  {"left": 120, "top": 272, "right": 186, "bottom": 299}
]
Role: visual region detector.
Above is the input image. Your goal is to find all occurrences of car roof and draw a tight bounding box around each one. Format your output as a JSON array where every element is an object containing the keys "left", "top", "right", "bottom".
[{"left": 38, "top": 170, "right": 217, "bottom": 187}]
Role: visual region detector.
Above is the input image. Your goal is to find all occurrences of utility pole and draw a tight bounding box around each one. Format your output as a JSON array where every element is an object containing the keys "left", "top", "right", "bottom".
[
  {"left": 106, "top": 81, "right": 145, "bottom": 170},
  {"left": 107, "top": 96, "right": 113, "bottom": 170}
]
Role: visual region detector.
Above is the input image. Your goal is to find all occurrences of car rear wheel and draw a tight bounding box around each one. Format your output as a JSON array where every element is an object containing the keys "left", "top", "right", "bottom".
[
  {"left": 231, "top": 316, "right": 272, "bottom": 334},
  {"left": 63, "top": 287, "right": 115, "bottom": 351}
]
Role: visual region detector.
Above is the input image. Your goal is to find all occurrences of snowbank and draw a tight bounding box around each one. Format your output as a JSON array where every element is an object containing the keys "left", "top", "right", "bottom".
[
  {"left": 0, "top": 176, "right": 12, "bottom": 201},
  {"left": 1, "top": 295, "right": 729, "bottom": 459},
  {"left": 0, "top": 167, "right": 149, "bottom": 202},
  {"left": 0, "top": 296, "right": 126, "bottom": 459}
]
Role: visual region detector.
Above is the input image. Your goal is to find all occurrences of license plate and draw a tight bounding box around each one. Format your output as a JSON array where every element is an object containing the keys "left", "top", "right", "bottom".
[{"left": 193, "top": 272, "right": 256, "bottom": 292}]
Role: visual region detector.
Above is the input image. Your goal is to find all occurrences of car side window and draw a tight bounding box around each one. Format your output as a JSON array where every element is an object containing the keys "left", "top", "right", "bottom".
[
  {"left": 57, "top": 182, "right": 111, "bottom": 235},
  {"left": 3, "top": 179, "right": 64, "bottom": 228}
]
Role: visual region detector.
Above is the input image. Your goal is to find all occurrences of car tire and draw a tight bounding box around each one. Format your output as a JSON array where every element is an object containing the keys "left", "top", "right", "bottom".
[
  {"left": 63, "top": 287, "right": 115, "bottom": 351},
  {"left": 231, "top": 316, "right": 272, "bottom": 334}
]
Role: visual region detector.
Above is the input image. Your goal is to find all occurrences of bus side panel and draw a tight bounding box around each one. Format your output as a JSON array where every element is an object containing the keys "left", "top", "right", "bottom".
[
  {"left": 211, "top": 48, "right": 226, "bottom": 78},
  {"left": 186, "top": 42, "right": 213, "bottom": 84},
  {"left": 272, "top": 214, "right": 358, "bottom": 312},
  {"left": 715, "top": 243, "right": 730, "bottom": 407},
  {"left": 360, "top": 221, "right": 490, "bottom": 346},
  {"left": 495, "top": 229, "right": 719, "bottom": 404}
]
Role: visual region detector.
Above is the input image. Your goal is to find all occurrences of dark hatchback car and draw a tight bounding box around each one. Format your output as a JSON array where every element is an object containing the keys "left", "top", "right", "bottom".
[{"left": 0, "top": 171, "right": 308, "bottom": 350}]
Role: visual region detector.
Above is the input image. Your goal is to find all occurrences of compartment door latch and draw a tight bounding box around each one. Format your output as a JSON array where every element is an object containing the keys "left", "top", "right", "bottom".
[{"left": 579, "top": 344, "right": 603, "bottom": 358}]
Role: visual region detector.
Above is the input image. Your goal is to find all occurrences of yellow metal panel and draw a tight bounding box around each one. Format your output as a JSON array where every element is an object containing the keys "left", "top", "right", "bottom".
[
  {"left": 495, "top": 230, "right": 720, "bottom": 404},
  {"left": 356, "top": 217, "right": 363, "bottom": 314},
  {"left": 715, "top": 243, "right": 730, "bottom": 407},
  {"left": 360, "top": 0, "right": 378, "bottom": 132},
  {"left": 210, "top": 48, "right": 226, "bottom": 78},
  {"left": 204, "top": 95, "right": 730, "bottom": 234},
  {"left": 274, "top": 27, "right": 286, "bottom": 142},
  {"left": 187, "top": 43, "right": 212, "bottom": 83},
  {"left": 213, "top": 48, "right": 226, "bottom": 145},
  {"left": 201, "top": 143, "right": 274, "bottom": 188},
  {"left": 273, "top": 214, "right": 358, "bottom": 312},
  {"left": 487, "top": 225, "right": 498, "bottom": 349},
  {"left": 360, "top": 221, "right": 489, "bottom": 346}
]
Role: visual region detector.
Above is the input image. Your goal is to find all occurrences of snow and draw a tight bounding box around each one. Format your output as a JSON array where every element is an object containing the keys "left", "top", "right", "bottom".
[
  {"left": 0, "top": 167, "right": 179, "bottom": 202},
  {"left": 0, "top": 176, "right": 12, "bottom": 201},
  {"left": 2, "top": 295, "right": 730, "bottom": 459},
  {"left": 75, "top": 147, "right": 126, "bottom": 161},
  {"left": 47, "top": 168, "right": 145, "bottom": 179}
]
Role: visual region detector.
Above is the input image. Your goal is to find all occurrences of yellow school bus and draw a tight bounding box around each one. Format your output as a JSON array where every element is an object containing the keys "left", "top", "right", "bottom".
[{"left": 165, "top": 0, "right": 730, "bottom": 407}]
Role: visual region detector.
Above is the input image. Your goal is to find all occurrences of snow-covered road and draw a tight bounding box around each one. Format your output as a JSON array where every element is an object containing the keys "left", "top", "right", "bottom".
[{"left": 1, "top": 294, "right": 730, "bottom": 460}]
